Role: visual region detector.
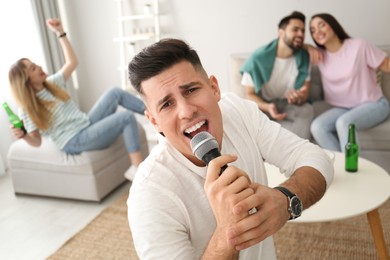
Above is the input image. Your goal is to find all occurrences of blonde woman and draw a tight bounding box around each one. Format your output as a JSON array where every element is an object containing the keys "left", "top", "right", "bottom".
[{"left": 8, "top": 18, "right": 145, "bottom": 180}]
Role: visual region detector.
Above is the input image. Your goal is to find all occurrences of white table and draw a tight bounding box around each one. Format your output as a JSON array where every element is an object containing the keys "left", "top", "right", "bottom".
[{"left": 266, "top": 152, "right": 390, "bottom": 260}]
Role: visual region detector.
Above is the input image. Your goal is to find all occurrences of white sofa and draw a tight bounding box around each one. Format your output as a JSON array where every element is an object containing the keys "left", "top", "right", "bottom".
[
  {"left": 7, "top": 123, "right": 149, "bottom": 201},
  {"left": 229, "top": 48, "right": 390, "bottom": 172}
]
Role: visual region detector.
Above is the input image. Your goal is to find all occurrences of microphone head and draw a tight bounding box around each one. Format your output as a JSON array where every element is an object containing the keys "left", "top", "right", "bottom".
[{"left": 190, "top": 131, "right": 219, "bottom": 161}]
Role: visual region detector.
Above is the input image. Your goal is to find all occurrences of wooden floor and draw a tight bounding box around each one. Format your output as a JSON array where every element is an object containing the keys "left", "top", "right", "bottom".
[{"left": 0, "top": 171, "right": 131, "bottom": 259}]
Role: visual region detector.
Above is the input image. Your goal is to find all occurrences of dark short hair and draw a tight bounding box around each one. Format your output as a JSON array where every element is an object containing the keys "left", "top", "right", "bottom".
[
  {"left": 310, "top": 13, "right": 350, "bottom": 49},
  {"left": 128, "top": 38, "right": 204, "bottom": 94},
  {"left": 278, "top": 11, "right": 306, "bottom": 29}
]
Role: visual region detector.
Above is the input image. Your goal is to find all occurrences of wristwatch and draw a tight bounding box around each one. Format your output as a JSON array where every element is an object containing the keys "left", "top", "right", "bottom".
[{"left": 274, "top": 186, "right": 303, "bottom": 220}]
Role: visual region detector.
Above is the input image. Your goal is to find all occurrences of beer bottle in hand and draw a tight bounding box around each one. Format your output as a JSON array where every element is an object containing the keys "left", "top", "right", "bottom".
[
  {"left": 345, "top": 123, "right": 358, "bottom": 172},
  {"left": 2, "top": 102, "right": 27, "bottom": 134}
]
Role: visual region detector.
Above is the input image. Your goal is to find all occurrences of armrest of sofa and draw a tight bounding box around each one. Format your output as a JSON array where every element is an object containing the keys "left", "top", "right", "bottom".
[{"left": 229, "top": 53, "right": 249, "bottom": 97}]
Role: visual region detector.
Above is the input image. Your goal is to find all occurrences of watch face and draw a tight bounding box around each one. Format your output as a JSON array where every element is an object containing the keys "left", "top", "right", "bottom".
[{"left": 291, "top": 196, "right": 303, "bottom": 217}]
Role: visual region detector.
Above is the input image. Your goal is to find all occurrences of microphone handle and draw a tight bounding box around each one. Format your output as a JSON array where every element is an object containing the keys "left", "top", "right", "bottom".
[
  {"left": 202, "top": 148, "right": 228, "bottom": 175},
  {"left": 219, "top": 165, "right": 228, "bottom": 175}
]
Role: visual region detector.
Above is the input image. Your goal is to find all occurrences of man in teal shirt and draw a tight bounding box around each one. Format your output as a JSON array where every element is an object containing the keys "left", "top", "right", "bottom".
[{"left": 241, "top": 11, "right": 313, "bottom": 139}]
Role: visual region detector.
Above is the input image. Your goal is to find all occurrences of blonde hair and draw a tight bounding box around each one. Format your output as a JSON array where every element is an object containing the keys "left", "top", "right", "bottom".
[{"left": 8, "top": 58, "right": 70, "bottom": 130}]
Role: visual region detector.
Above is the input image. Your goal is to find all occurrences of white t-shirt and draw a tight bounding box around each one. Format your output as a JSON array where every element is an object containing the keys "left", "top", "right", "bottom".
[
  {"left": 128, "top": 93, "right": 334, "bottom": 259},
  {"left": 241, "top": 57, "right": 310, "bottom": 100}
]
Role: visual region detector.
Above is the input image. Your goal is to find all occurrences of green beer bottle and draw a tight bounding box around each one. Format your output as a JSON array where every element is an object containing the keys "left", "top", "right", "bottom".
[
  {"left": 345, "top": 123, "right": 358, "bottom": 172},
  {"left": 2, "top": 102, "right": 27, "bottom": 134}
]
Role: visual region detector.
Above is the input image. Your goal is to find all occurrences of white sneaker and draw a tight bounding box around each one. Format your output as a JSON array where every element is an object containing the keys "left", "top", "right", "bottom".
[{"left": 124, "top": 165, "right": 138, "bottom": 181}]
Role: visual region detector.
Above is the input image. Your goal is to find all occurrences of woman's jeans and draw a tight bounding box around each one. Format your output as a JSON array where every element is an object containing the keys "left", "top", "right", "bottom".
[
  {"left": 63, "top": 87, "right": 146, "bottom": 154},
  {"left": 310, "top": 96, "right": 389, "bottom": 152}
]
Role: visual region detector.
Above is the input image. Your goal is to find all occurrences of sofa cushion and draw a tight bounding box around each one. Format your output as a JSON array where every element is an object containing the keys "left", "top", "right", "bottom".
[
  {"left": 8, "top": 136, "right": 128, "bottom": 176},
  {"left": 309, "top": 65, "right": 323, "bottom": 102},
  {"left": 358, "top": 119, "right": 390, "bottom": 150}
]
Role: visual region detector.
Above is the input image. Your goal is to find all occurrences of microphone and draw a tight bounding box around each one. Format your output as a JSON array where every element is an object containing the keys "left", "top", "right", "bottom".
[{"left": 190, "top": 131, "right": 227, "bottom": 174}]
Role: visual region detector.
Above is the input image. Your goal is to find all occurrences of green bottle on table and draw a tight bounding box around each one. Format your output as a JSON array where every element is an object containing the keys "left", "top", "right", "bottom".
[
  {"left": 345, "top": 123, "right": 358, "bottom": 172},
  {"left": 2, "top": 102, "right": 27, "bottom": 134}
]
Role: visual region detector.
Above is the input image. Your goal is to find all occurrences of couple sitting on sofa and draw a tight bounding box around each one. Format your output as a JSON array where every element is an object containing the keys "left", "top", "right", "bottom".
[{"left": 241, "top": 11, "right": 390, "bottom": 153}]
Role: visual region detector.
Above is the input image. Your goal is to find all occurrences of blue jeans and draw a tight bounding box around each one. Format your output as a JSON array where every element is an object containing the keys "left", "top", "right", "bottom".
[
  {"left": 310, "top": 96, "right": 389, "bottom": 152},
  {"left": 63, "top": 87, "right": 146, "bottom": 154}
]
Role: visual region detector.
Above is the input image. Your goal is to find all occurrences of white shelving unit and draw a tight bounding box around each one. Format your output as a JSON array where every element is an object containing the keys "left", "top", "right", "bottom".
[{"left": 114, "top": 0, "right": 161, "bottom": 90}]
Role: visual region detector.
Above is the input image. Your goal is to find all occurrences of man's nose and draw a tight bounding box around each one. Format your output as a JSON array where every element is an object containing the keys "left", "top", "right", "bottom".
[{"left": 177, "top": 99, "right": 197, "bottom": 119}]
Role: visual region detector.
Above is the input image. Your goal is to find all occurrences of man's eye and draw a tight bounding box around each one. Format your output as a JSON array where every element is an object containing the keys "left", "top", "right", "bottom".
[
  {"left": 186, "top": 88, "right": 197, "bottom": 95},
  {"left": 160, "top": 101, "right": 172, "bottom": 110}
]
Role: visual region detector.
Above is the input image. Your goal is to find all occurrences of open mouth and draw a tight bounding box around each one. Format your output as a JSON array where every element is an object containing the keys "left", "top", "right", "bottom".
[{"left": 184, "top": 120, "right": 208, "bottom": 139}]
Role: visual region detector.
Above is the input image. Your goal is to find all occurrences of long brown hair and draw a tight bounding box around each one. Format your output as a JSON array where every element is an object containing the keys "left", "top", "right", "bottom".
[
  {"left": 8, "top": 58, "right": 70, "bottom": 130},
  {"left": 310, "top": 13, "right": 351, "bottom": 49}
]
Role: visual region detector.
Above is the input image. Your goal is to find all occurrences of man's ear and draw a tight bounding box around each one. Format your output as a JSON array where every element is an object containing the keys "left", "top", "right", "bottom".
[
  {"left": 209, "top": 75, "right": 221, "bottom": 101},
  {"left": 278, "top": 28, "right": 284, "bottom": 38},
  {"left": 145, "top": 109, "right": 163, "bottom": 133}
]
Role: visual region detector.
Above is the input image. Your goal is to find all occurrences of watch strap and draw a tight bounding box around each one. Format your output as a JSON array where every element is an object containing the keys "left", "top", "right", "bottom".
[
  {"left": 274, "top": 186, "right": 301, "bottom": 220},
  {"left": 274, "top": 186, "right": 294, "bottom": 198}
]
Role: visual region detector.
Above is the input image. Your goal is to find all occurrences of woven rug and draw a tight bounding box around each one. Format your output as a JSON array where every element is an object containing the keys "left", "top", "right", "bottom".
[{"left": 49, "top": 193, "right": 390, "bottom": 260}]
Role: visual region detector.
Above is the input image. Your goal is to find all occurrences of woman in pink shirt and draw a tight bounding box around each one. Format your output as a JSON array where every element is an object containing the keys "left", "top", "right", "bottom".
[{"left": 309, "top": 13, "right": 390, "bottom": 152}]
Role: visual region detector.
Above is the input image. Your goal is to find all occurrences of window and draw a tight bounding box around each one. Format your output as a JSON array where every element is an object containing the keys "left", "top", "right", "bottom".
[{"left": 0, "top": 0, "right": 45, "bottom": 104}]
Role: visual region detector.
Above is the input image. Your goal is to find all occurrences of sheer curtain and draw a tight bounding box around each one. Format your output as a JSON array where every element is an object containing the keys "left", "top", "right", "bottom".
[{"left": 30, "top": 0, "right": 64, "bottom": 74}]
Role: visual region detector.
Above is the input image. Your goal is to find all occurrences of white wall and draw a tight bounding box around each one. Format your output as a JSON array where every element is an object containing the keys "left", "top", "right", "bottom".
[{"left": 60, "top": 0, "right": 390, "bottom": 112}]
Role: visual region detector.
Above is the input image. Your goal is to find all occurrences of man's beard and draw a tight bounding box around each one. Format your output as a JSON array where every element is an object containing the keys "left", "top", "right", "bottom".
[{"left": 284, "top": 35, "right": 303, "bottom": 52}]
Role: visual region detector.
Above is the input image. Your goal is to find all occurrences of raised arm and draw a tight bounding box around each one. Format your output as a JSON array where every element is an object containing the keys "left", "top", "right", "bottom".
[{"left": 46, "top": 18, "right": 78, "bottom": 81}]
